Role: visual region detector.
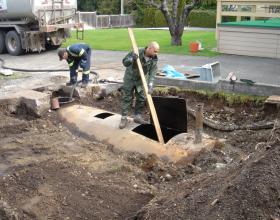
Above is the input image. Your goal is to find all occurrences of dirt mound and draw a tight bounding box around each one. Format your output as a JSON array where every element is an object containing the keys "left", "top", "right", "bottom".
[
  {"left": 0, "top": 159, "right": 153, "bottom": 220},
  {"left": 0, "top": 107, "right": 155, "bottom": 220},
  {"left": 136, "top": 131, "right": 280, "bottom": 220}
]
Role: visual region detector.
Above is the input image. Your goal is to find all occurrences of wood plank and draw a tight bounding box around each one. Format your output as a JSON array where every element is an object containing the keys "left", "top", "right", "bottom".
[
  {"left": 219, "top": 37, "right": 278, "bottom": 47},
  {"left": 220, "top": 32, "right": 279, "bottom": 40},
  {"left": 127, "top": 28, "right": 165, "bottom": 145},
  {"left": 218, "top": 48, "right": 277, "bottom": 58},
  {"left": 219, "top": 43, "right": 277, "bottom": 53},
  {"left": 219, "top": 27, "right": 280, "bottom": 35},
  {"left": 219, "top": 36, "right": 278, "bottom": 44},
  {"left": 219, "top": 39, "right": 278, "bottom": 49}
]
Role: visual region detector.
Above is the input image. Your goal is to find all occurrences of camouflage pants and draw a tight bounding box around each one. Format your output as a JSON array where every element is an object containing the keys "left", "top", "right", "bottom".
[{"left": 121, "top": 80, "right": 145, "bottom": 116}]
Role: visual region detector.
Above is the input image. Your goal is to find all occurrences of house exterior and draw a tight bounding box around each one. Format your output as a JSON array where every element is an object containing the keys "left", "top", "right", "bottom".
[
  {"left": 216, "top": 0, "right": 280, "bottom": 24},
  {"left": 216, "top": 0, "right": 280, "bottom": 58}
]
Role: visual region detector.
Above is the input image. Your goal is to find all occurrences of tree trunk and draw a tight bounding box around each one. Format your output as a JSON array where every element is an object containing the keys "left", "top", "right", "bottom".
[
  {"left": 151, "top": 0, "right": 199, "bottom": 46},
  {"left": 171, "top": 34, "right": 182, "bottom": 45},
  {"left": 170, "top": 25, "right": 184, "bottom": 46}
]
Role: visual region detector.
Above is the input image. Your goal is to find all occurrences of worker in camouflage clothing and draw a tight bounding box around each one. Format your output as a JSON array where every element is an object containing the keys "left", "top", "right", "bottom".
[{"left": 119, "top": 41, "right": 160, "bottom": 129}]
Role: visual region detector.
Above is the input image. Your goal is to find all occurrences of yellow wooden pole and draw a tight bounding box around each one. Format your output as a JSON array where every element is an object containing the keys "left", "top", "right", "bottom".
[{"left": 127, "top": 28, "right": 165, "bottom": 144}]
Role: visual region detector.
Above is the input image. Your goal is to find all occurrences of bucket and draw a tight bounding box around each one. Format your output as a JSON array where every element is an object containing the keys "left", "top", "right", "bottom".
[
  {"left": 51, "top": 97, "right": 60, "bottom": 110},
  {"left": 189, "top": 42, "right": 199, "bottom": 53},
  {"left": 58, "top": 97, "right": 75, "bottom": 106}
]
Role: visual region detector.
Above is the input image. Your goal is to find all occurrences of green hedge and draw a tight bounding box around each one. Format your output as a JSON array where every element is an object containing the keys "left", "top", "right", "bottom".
[
  {"left": 142, "top": 8, "right": 167, "bottom": 27},
  {"left": 142, "top": 9, "right": 216, "bottom": 28},
  {"left": 187, "top": 10, "right": 216, "bottom": 28}
]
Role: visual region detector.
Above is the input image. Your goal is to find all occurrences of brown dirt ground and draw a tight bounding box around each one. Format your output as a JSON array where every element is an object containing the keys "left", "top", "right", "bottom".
[{"left": 0, "top": 88, "right": 279, "bottom": 220}]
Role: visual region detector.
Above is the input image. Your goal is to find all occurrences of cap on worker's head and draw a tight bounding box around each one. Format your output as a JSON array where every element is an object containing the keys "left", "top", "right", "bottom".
[{"left": 58, "top": 48, "right": 66, "bottom": 61}]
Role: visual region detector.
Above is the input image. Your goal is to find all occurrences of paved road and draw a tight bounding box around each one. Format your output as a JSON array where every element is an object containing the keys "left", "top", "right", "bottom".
[{"left": 0, "top": 50, "right": 279, "bottom": 94}]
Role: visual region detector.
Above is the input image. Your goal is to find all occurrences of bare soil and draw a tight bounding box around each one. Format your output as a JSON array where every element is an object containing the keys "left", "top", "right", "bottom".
[{"left": 0, "top": 89, "right": 279, "bottom": 220}]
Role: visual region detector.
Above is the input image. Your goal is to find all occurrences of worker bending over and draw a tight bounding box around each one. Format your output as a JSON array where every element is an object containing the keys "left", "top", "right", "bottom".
[
  {"left": 119, "top": 41, "right": 160, "bottom": 129},
  {"left": 58, "top": 43, "right": 91, "bottom": 88}
]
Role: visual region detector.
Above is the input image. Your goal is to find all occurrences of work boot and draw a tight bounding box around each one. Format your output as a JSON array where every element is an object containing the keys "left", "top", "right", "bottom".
[
  {"left": 66, "top": 81, "right": 76, "bottom": 86},
  {"left": 134, "top": 114, "right": 148, "bottom": 124},
  {"left": 119, "top": 116, "right": 128, "bottom": 129},
  {"left": 81, "top": 81, "right": 89, "bottom": 88}
]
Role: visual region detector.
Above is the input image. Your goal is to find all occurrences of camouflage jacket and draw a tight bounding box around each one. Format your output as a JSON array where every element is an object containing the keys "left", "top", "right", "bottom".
[{"left": 122, "top": 48, "right": 158, "bottom": 86}]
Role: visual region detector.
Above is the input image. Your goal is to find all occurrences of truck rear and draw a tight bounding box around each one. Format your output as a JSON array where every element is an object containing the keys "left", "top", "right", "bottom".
[{"left": 0, "top": 0, "right": 82, "bottom": 55}]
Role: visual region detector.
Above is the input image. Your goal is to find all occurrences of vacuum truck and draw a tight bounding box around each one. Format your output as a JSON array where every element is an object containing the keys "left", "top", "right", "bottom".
[{"left": 0, "top": 0, "right": 82, "bottom": 55}]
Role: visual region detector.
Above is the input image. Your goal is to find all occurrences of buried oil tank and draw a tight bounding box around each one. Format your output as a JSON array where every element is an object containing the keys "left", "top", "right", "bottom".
[{"left": 58, "top": 99, "right": 219, "bottom": 164}]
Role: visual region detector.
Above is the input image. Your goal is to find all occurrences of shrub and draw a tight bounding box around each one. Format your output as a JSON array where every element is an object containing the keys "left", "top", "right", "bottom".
[
  {"left": 154, "top": 10, "right": 167, "bottom": 27},
  {"left": 141, "top": 9, "right": 216, "bottom": 28},
  {"left": 142, "top": 8, "right": 167, "bottom": 27},
  {"left": 187, "top": 10, "right": 216, "bottom": 28}
]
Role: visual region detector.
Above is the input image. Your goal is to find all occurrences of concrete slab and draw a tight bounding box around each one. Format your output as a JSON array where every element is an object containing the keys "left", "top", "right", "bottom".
[
  {"left": 0, "top": 92, "right": 22, "bottom": 113},
  {"left": 61, "top": 83, "right": 122, "bottom": 100},
  {"left": 21, "top": 90, "right": 51, "bottom": 116},
  {"left": 98, "top": 82, "right": 122, "bottom": 97},
  {"left": 155, "top": 77, "right": 280, "bottom": 97},
  {"left": 0, "top": 90, "right": 50, "bottom": 116}
]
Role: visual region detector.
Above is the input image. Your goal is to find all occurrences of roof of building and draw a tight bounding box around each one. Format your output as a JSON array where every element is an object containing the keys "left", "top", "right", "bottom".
[{"left": 219, "top": 18, "right": 280, "bottom": 28}]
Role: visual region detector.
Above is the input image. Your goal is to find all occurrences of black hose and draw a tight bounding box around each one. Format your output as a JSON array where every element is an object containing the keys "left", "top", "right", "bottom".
[{"left": 0, "top": 57, "right": 99, "bottom": 78}]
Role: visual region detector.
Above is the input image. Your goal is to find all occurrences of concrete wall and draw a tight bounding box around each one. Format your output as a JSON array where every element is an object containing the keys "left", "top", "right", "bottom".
[
  {"left": 155, "top": 76, "right": 280, "bottom": 97},
  {"left": 217, "top": 26, "right": 280, "bottom": 58}
]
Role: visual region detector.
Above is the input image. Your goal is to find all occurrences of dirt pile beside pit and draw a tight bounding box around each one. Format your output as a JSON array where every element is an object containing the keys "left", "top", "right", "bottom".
[
  {"left": 0, "top": 108, "right": 156, "bottom": 220},
  {"left": 137, "top": 139, "right": 280, "bottom": 220},
  {"left": 0, "top": 159, "right": 154, "bottom": 220}
]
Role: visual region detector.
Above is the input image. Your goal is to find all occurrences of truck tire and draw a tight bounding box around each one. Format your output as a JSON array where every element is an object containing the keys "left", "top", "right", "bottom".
[
  {"left": 5, "top": 31, "right": 24, "bottom": 56},
  {"left": 0, "top": 31, "right": 7, "bottom": 54}
]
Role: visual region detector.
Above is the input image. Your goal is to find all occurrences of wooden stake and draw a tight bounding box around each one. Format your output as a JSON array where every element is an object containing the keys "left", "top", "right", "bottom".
[{"left": 127, "top": 28, "right": 164, "bottom": 144}]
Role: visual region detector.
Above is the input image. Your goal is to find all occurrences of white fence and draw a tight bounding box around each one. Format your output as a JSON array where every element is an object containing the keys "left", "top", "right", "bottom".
[{"left": 75, "top": 12, "right": 135, "bottom": 29}]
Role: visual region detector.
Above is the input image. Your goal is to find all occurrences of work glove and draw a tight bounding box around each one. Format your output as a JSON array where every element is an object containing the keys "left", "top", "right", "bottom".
[
  {"left": 148, "top": 82, "right": 153, "bottom": 94},
  {"left": 131, "top": 52, "right": 138, "bottom": 62}
]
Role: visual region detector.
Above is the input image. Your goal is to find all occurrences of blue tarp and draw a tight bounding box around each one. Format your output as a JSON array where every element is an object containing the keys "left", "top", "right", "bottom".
[{"left": 162, "top": 65, "right": 186, "bottom": 79}]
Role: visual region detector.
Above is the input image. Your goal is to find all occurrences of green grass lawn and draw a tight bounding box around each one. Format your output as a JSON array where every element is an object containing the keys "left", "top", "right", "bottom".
[{"left": 63, "top": 28, "right": 219, "bottom": 57}]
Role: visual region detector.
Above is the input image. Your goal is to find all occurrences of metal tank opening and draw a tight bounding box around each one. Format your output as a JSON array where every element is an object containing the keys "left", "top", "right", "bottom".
[
  {"left": 132, "top": 124, "right": 182, "bottom": 143},
  {"left": 132, "top": 96, "right": 187, "bottom": 143},
  {"left": 95, "top": 112, "right": 114, "bottom": 119},
  {"left": 152, "top": 96, "right": 188, "bottom": 133}
]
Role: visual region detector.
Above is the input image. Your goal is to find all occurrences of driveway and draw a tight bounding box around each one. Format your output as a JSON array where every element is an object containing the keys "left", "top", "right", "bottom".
[{"left": 0, "top": 50, "right": 279, "bottom": 94}]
